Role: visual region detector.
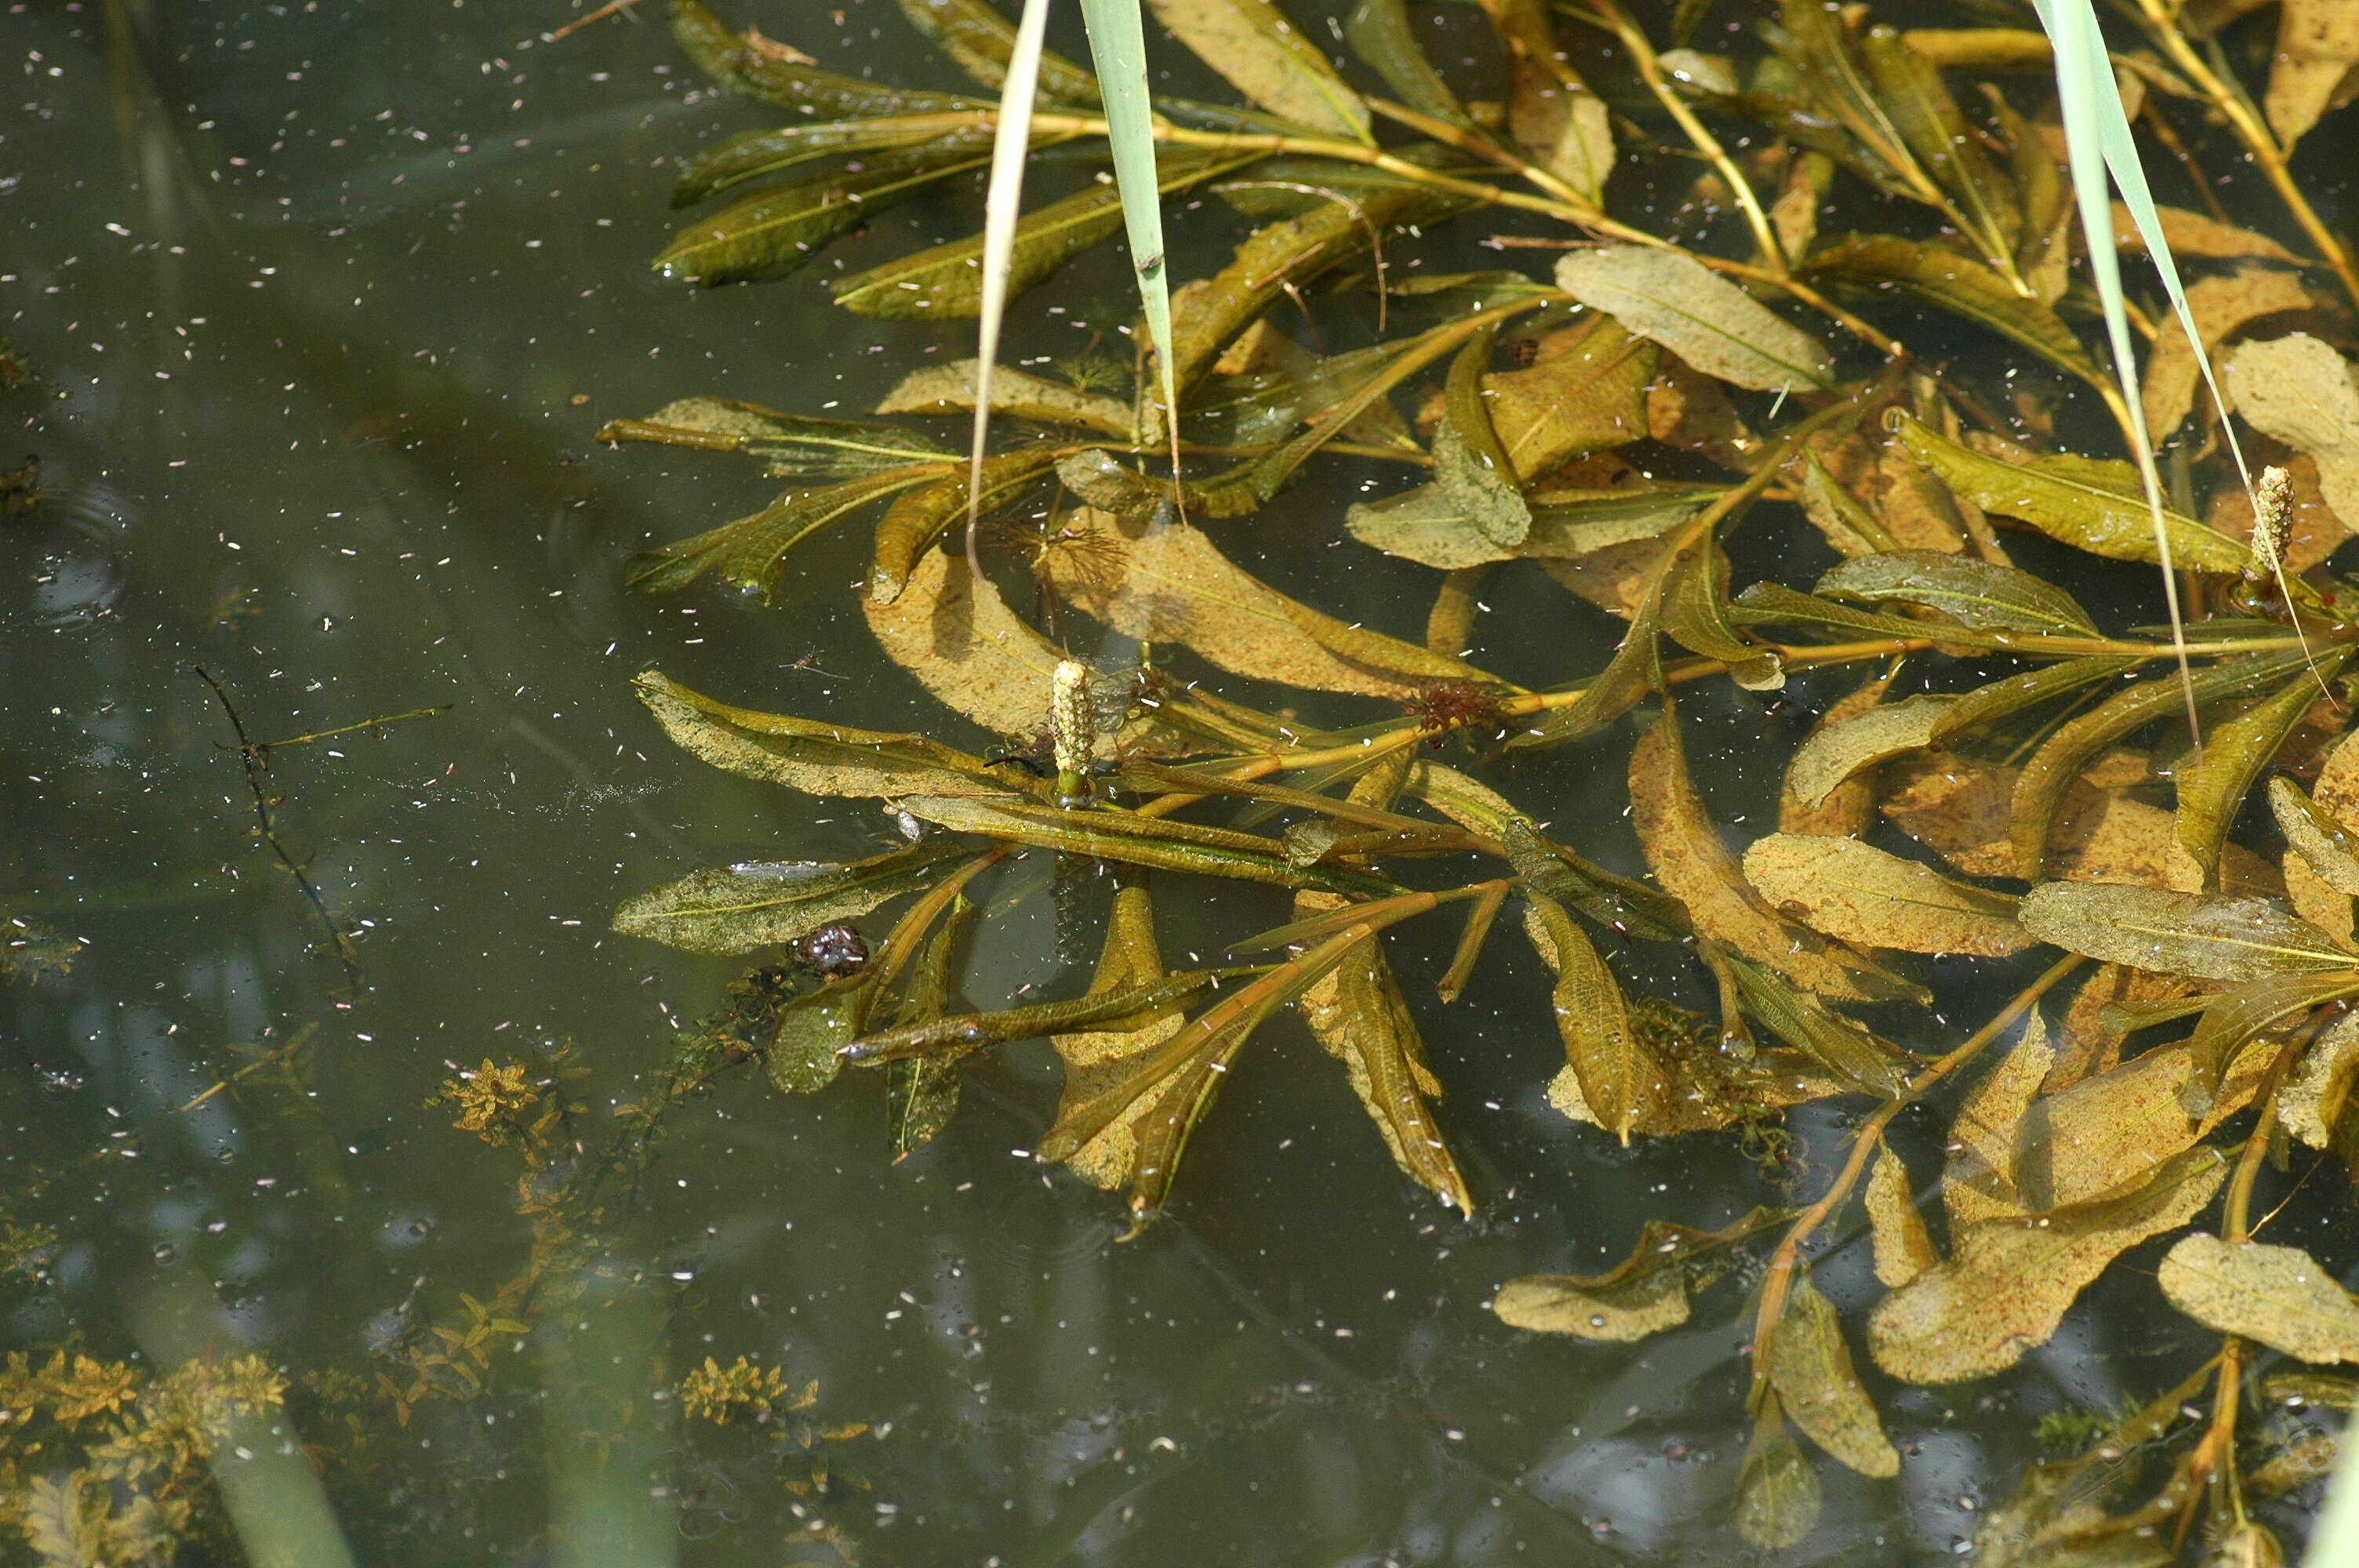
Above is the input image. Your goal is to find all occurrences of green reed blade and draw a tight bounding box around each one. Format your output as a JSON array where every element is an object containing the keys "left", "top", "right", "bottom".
[{"left": 1078, "top": 0, "right": 1180, "bottom": 450}]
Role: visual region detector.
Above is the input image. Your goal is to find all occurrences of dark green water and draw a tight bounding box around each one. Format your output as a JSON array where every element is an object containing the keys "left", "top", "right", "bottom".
[{"left": 3, "top": 2, "right": 2314, "bottom": 1563}]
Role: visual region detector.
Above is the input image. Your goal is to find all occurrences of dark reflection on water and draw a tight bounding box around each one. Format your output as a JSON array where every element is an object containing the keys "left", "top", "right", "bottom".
[{"left": 8, "top": 1, "right": 2340, "bottom": 1563}]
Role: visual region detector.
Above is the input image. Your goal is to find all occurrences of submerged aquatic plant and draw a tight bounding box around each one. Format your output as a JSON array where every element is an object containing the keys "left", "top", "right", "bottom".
[{"left": 604, "top": 0, "right": 2359, "bottom": 1555}]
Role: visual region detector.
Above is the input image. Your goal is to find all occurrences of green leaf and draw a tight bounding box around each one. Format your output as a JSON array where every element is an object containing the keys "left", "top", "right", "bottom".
[
  {"left": 769, "top": 971, "right": 881, "bottom": 1095},
  {"left": 1521, "top": 891, "right": 1667, "bottom": 1143},
  {"left": 613, "top": 843, "right": 964, "bottom": 955},
  {"left": 1723, "top": 954, "right": 1912, "bottom": 1096},
  {"left": 1147, "top": 0, "right": 1373, "bottom": 141},
  {"left": 896, "top": 0, "right": 1101, "bottom": 103},
  {"left": 874, "top": 358, "right": 1134, "bottom": 437},
  {"left": 1809, "top": 234, "right": 2096, "bottom": 386},
  {"left": 1929, "top": 655, "right": 2139, "bottom": 742},
  {"left": 1554, "top": 245, "right": 1836, "bottom": 392},
  {"left": 672, "top": 0, "right": 989, "bottom": 116},
  {"left": 1306, "top": 931, "right": 1472, "bottom": 1209},
  {"left": 1492, "top": 1207, "right": 1786, "bottom": 1341},
  {"left": 1079, "top": 0, "right": 1180, "bottom": 437},
  {"left": 1501, "top": 819, "right": 1690, "bottom": 942},
  {"left": 598, "top": 396, "right": 956, "bottom": 477},
  {"left": 1736, "top": 1407, "right": 1821, "bottom": 1550},
  {"left": 1858, "top": 30, "right": 2023, "bottom": 270},
  {"left": 631, "top": 670, "right": 1011, "bottom": 797},
  {"left": 1895, "top": 415, "right": 2248, "bottom": 572},
  {"left": 2011, "top": 654, "right": 2306, "bottom": 878},
  {"left": 2016, "top": 883, "right": 2356, "bottom": 982},
  {"left": 672, "top": 118, "right": 990, "bottom": 207},
  {"left": 841, "top": 968, "right": 1233, "bottom": 1062},
  {"left": 833, "top": 148, "right": 1261, "bottom": 318},
  {"left": 1815, "top": 550, "right": 2099, "bottom": 637},
  {"left": 1346, "top": 481, "right": 1717, "bottom": 571},
  {"left": 627, "top": 466, "right": 945, "bottom": 599},
  {"left": 1343, "top": 0, "right": 1468, "bottom": 123},
  {"left": 2175, "top": 655, "right": 2350, "bottom": 889},
  {"left": 867, "top": 448, "right": 1060, "bottom": 604},
  {"left": 1868, "top": 1147, "right": 2228, "bottom": 1383},
  {"left": 1433, "top": 325, "right": 1532, "bottom": 549},
  {"left": 895, "top": 793, "right": 1404, "bottom": 898},
  {"left": 1659, "top": 522, "right": 1785, "bottom": 691},
  {"left": 1768, "top": 1270, "right": 1899, "bottom": 1478},
  {"left": 652, "top": 140, "right": 994, "bottom": 285}
]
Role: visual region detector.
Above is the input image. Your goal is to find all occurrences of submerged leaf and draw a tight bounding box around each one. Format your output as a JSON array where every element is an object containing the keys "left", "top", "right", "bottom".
[
  {"left": 1786, "top": 694, "right": 1957, "bottom": 811},
  {"left": 896, "top": 0, "right": 1101, "bottom": 102},
  {"left": 875, "top": 358, "right": 1133, "bottom": 436},
  {"left": 1768, "top": 1270, "right": 1899, "bottom": 1478},
  {"left": 632, "top": 670, "right": 1007, "bottom": 797},
  {"left": 629, "top": 466, "right": 945, "bottom": 600},
  {"left": 2142, "top": 265, "right": 2317, "bottom": 436},
  {"left": 769, "top": 971, "right": 879, "bottom": 1095},
  {"left": 2263, "top": 0, "right": 2359, "bottom": 146},
  {"left": 2023, "top": 1031, "right": 2277, "bottom": 1210},
  {"left": 614, "top": 843, "right": 962, "bottom": 955},
  {"left": 1866, "top": 1138, "right": 1938, "bottom": 1288},
  {"left": 1740, "top": 833, "right": 2028, "bottom": 956},
  {"left": 654, "top": 140, "right": 993, "bottom": 285},
  {"left": 1522, "top": 891, "right": 1667, "bottom": 1144},
  {"left": 1492, "top": 1207, "right": 1783, "bottom": 1341},
  {"left": 862, "top": 547, "right": 1074, "bottom": 739},
  {"left": 1896, "top": 416, "right": 2248, "bottom": 572},
  {"left": 1148, "top": 0, "right": 1372, "bottom": 140},
  {"left": 598, "top": 396, "right": 956, "bottom": 476},
  {"left": 869, "top": 448, "right": 1060, "bottom": 604},
  {"left": 2224, "top": 335, "right": 2359, "bottom": 531},
  {"left": 1052, "top": 884, "right": 1187, "bottom": 1190},
  {"left": 1434, "top": 325, "right": 1532, "bottom": 549},
  {"left": 1867, "top": 1147, "right": 2228, "bottom": 1383},
  {"left": 673, "top": 0, "right": 986, "bottom": 116},
  {"left": 2159, "top": 1234, "right": 2359, "bottom": 1363},
  {"left": 2015, "top": 883, "right": 2354, "bottom": 982},
  {"left": 1345, "top": 482, "right": 1713, "bottom": 572},
  {"left": 2272, "top": 775, "right": 2359, "bottom": 896},
  {"left": 1554, "top": 247, "right": 1835, "bottom": 392},
  {"left": 1736, "top": 1403, "right": 1821, "bottom": 1551},
  {"left": 1815, "top": 550, "right": 2099, "bottom": 637},
  {"left": 2174, "top": 655, "right": 2350, "bottom": 889},
  {"left": 1809, "top": 235, "right": 2094, "bottom": 385}
]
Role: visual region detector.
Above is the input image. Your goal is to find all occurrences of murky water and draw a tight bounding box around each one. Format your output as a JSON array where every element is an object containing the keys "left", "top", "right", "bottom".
[{"left": 5, "top": 2, "right": 2328, "bottom": 1563}]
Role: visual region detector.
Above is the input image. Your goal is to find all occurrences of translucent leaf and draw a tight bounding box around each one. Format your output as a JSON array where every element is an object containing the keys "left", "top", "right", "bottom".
[
  {"left": 2281, "top": 1009, "right": 2359, "bottom": 1152},
  {"left": 842, "top": 968, "right": 1228, "bottom": 1063},
  {"left": 1896, "top": 416, "right": 2248, "bottom": 572},
  {"left": 1039, "top": 506, "right": 1499, "bottom": 699},
  {"left": 769, "top": 971, "right": 879, "bottom": 1095},
  {"left": 2023, "top": 1030, "right": 2277, "bottom": 1209},
  {"left": 1521, "top": 891, "right": 1667, "bottom": 1144},
  {"left": 874, "top": 358, "right": 1133, "bottom": 437},
  {"left": 2223, "top": 335, "right": 2359, "bottom": 531},
  {"left": 1347, "top": 482, "right": 1713, "bottom": 572},
  {"left": 2160, "top": 1235, "right": 2359, "bottom": 1363},
  {"left": 1945, "top": 1011, "right": 2055, "bottom": 1226},
  {"left": 1052, "top": 884, "right": 1187, "bottom": 1191},
  {"left": 2174, "top": 658, "right": 2349, "bottom": 890},
  {"left": 1866, "top": 1137, "right": 1938, "bottom": 1288},
  {"left": 1779, "top": 674, "right": 1893, "bottom": 837},
  {"left": 896, "top": 0, "right": 1101, "bottom": 103},
  {"left": 1785, "top": 693, "right": 1957, "bottom": 811},
  {"left": 2272, "top": 775, "right": 2359, "bottom": 897},
  {"left": 613, "top": 843, "right": 963, "bottom": 955},
  {"left": 1553, "top": 246, "right": 1835, "bottom": 393},
  {"left": 1930, "top": 655, "right": 2139, "bottom": 742},
  {"left": 1434, "top": 325, "right": 1532, "bottom": 549},
  {"left": 1857, "top": 30, "right": 2021, "bottom": 268},
  {"left": 1867, "top": 1147, "right": 2228, "bottom": 1383},
  {"left": 1740, "top": 833, "right": 2028, "bottom": 956},
  {"left": 885, "top": 898, "right": 972, "bottom": 1160},
  {"left": 599, "top": 398, "right": 958, "bottom": 477},
  {"left": 1722, "top": 955, "right": 1913, "bottom": 1096},
  {"left": 1736, "top": 1403, "right": 1821, "bottom": 1550},
  {"left": 628, "top": 467, "right": 945, "bottom": 600},
  {"left": 1809, "top": 235, "right": 2097, "bottom": 386},
  {"left": 1147, "top": 0, "right": 1373, "bottom": 140},
  {"left": 868, "top": 449, "right": 1060, "bottom": 604},
  {"left": 1492, "top": 1207, "right": 1784, "bottom": 1341},
  {"left": 631, "top": 670, "right": 1007, "bottom": 797},
  {"left": 2016, "top": 882, "right": 2354, "bottom": 982},
  {"left": 860, "top": 546, "right": 1075, "bottom": 739},
  {"left": 1659, "top": 524, "right": 1784, "bottom": 691},
  {"left": 652, "top": 140, "right": 992, "bottom": 285},
  {"left": 1815, "top": 550, "right": 2099, "bottom": 637},
  {"left": 1298, "top": 913, "right": 1471, "bottom": 1208},
  {"left": 1632, "top": 703, "right": 1921, "bottom": 1005},
  {"left": 1768, "top": 1270, "right": 1899, "bottom": 1478}
]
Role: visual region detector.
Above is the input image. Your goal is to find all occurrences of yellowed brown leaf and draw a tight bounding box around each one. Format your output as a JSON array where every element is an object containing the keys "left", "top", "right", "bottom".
[
  {"left": 1739, "top": 833, "right": 2028, "bottom": 956},
  {"left": 1768, "top": 1271, "right": 1899, "bottom": 1478},
  {"left": 1779, "top": 675, "right": 1894, "bottom": 836},
  {"left": 2019, "top": 1033, "right": 2277, "bottom": 1209},
  {"left": 1866, "top": 1138, "right": 1939, "bottom": 1288},
  {"left": 2159, "top": 1233, "right": 2359, "bottom": 1363}
]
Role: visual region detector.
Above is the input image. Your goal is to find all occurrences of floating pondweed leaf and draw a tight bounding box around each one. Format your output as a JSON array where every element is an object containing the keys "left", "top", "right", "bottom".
[
  {"left": 1552, "top": 247, "right": 1835, "bottom": 393},
  {"left": 672, "top": 118, "right": 995, "bottom": 206},
  {"left": 1779, "top": 675, "right": 1893, "bottom": 837},
  {"left": 1052, "top": 884, "right": 1187, "bottom": 1191},
  {"left": 598, "top": 396, "right": 958, "bottom": 476},
  {"left": 1485, "top": 0, "right": 1612, "bottom": 198},
  {"left": 2114, "top": 202, "right": 2298, "bottom": 265},
  {"left": 1492, "top": 1207, "right": 1784, "bottom": 1341},
  {"left": 1298, "top": 897, "right": 1470, "bottom": 1208},
  {"left": 1736, "top": 1400, "right": 1821, "bottom": 1550},
  {"left": 1785, "top": 694, "right": 1956, "bottom": 812},
  {"left": 1148, "top": 0, "right": 1372, "bottom": 139},
  {"left": 896, "top": 0, "right": 1101, "bottom": 102},
  {"left": 1808, "top": 236, "right": 2095, "bottom": 386},
  {"left": 1471, "top": 315, "right": 1657, "bottom": 484},
  {"left": 1632, "top": 704, "right": 1918, "bottom": 1005},
  {"left": 1866, "top": 1137, "right": 1938, "bottom": 1288},
  {"left": 2224, "top": 334, "right": 2359, "bottom": 528},
  {"left": 1344, "top": 482, "right": 1714, "bottom": 573},
  {"left": 1815, "top": 550, "right": 2099, "bottom": 637},
  {"left": 654, "top": 140, "right": 996, "bottom": 285},
  {"left": 1741, "top": 833, "right": 2027, "bottom": 956},
  {"left": 1039, "top": 506, "right": 1497, "bottom": 699},
  {"left": 2159, "top": 1235, "right": 2359, "bottom": 1363},
  {"left": 2016, "top": 883, "right": 2354, "bottom": 982},
  {"left": 1944, "top": 1011, "right": 2054, "bottom": 1226},
  {"left": 613, "top": 843, "right": 963, "bottom": 955},
  {"left": 868, "top": 448, "right": 1060, "bottom": 604},
  {"left": 874, "top": 358, "right": 1133, "bottom": 437},
  {"left": 1768, "top": 1269, "right": 1899, "bottom": 1479},
  {"left": 862, "top": 548, "right": 1076, "bottom": 740},
  {"left": 1867, "top": 1147, "right": 2228, "bottom": 1384},
  {"left": 897, "top": 793, "right": 1401, "bottom": 898},
  {"left": 1521, "top": 891, "right": 1665, "bottom": 1145},
  {"left": 2263, "top": 0, "right": 2359, "bottom": 145},
  {"left": 769, "top": 971, "right": 879, "bottom": 1095},
  {"left": 632, "top": 670, "right": 1009, "bottom": 797},
  {"left": 2142, "top": 266, "right": 2317, "bottom": 436},
  {"left": 629, "top": 466, "right": 947, "bottom": 600},
  {"left": 2021, "top": 1033, "right": 2274, "bottom": 1210},
  {"left": 2174, "top": 652, "right": 2350, "bottom": 890},
  {"left": 1896, "top": 416, "right": 2248, "bottom": 572}
]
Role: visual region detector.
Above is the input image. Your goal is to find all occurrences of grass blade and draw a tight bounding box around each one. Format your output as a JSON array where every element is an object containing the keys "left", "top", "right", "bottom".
[
  {"left": 961, "top": 0, "right": 1053, "bottom": 580},
  {"left": 1078, "top": 0, "right": 1180, "bottom": 460}
]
